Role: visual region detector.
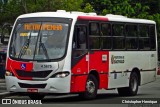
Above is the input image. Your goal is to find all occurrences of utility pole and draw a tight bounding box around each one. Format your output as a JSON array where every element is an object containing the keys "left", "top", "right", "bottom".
[
  {"left": 21, "top": 0, "right": 28, "bottom": 13},
  {"left": 47, "top": 0, "right": 51, "bottom": 11},
  {"left": 158, "top": 0, "right": 160, "bottom": 12}
]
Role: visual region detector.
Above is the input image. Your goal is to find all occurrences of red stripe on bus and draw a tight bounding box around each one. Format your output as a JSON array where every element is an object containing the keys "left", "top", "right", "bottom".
[
  {"left": 71, "top": 75, "right": 88, "bottom": 92},
  {"left": 77, "top": 16, "right": 108, "bottom": 21},
  {"left": 70, "top": 51, "right": 109, "bottom": 92},
  {"left": 6, "top": 58, "right": 33, "bottom": 80}
]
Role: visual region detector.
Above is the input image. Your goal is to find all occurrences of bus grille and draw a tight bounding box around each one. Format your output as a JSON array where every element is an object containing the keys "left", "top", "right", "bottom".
[
  {"left": 15, "top": 70, "right": 52, "bottom": 78},
  {"left": 18, "top": 83, "right": 47, "bottom": 88}
]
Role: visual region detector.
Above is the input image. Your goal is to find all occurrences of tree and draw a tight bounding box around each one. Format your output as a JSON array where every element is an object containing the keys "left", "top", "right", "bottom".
[
  {"left": 84, "top": 0, "right": 150, "bottom": 18},
  {"left": 0, "top": 0, "right": 23, "bottom": 24},
  {"left": 0, "top": 0, "right": 95, "bottom": 24}
]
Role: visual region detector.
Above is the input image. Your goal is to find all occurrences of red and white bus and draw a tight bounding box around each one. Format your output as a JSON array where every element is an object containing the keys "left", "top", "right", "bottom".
[{"left": 5, "top": 10, "right": 158, "bottom": 100}]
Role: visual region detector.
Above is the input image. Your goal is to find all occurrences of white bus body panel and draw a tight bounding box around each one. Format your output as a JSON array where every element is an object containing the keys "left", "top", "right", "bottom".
[
  {"left": 108, "top": 51, "right": 157, "bottom": 89},
  {"left": 5, "top": 75, "right": 71, "bottom": 93}
]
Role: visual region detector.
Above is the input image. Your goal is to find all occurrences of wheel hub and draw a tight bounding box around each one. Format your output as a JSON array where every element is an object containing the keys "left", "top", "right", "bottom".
[
  {"left": 131, "top": 77, "right": 137, "bottom": 91},
  {"left": 86, "top": 80, "right": 95, "bottom": 93}
]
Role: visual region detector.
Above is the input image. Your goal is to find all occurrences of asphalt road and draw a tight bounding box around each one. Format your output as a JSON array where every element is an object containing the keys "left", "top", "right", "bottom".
[{"left": 1, "top": 77, "right": 160, "bottom": 107}]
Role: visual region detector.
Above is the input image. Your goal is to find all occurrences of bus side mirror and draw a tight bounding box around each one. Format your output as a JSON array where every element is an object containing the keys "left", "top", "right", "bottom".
[{"left": 1, "top": 23, "right": 12, "bottom": 45}]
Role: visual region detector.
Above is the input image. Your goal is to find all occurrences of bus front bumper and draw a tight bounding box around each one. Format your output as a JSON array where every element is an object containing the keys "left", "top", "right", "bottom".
[{"left": 5, "top": 76, "right": 71, "bottom": 93}]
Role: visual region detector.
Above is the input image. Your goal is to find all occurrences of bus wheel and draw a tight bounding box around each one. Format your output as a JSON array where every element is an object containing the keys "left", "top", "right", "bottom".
[
  {"left": 79, "top": 74, "right": 98, "bottom": 100},
  {"left": 29, "top": 94, "right": 45, "bottom": 100},
  {"left": 118, "top": 72, "right": 139, "bottom": 96}
]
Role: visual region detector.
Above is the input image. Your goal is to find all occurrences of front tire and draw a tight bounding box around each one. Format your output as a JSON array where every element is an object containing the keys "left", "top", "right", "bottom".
[
  {"left": 79, "top": 74, "right": 98, "bottom": 100},
  {"left": 29, "top": 94, "right": 45, "bottom": 100},
  {"left": 118, "top": 72, "right": 139, "bottom": 96}
]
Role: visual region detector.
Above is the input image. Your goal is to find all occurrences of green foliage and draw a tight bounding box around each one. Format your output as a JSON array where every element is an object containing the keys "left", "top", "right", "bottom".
[
  {"left": 85, "top": 0, "right": 150, "bottom": 18},
  {"left": 0, "top": 0, "right": 23, "bottom": 24},
  {"left": 1, "top": 0, "right": 160, "bottom": 50},
  {"left": 0, "top": 0, "right": 94, "bottom": 24},
  {"left": 61, "top": 0, "right": 83, "bottom": 11},
  {"left": 84, "top": 0, "right": 160, "bottom": 51},
  {"left": 81, "top": 3, "right": 94, "bottom": 13}
]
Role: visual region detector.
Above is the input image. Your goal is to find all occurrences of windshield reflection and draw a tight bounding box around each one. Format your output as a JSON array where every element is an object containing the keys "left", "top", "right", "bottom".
[{"left": 10, "top": 22, "right": 69, "bottom": 61}]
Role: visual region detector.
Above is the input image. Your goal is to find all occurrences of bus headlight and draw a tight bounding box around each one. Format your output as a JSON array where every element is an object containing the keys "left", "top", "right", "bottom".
[{"left": 52, "top": 71, "right": 70, "bottom": 78}]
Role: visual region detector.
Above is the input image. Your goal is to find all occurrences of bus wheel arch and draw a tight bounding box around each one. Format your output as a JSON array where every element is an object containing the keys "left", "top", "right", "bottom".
[
  {"left": 88, "top": 70, "right": 100, "bottom": 88},
  {"left": 131, "top": 68, "right": 141, "bottom": 86},
  {"left": 79, "top": 70, "right": 99, "bottom": 99},
  {"left": 118, "top": 68, "right": 140, "bottom": 96}
]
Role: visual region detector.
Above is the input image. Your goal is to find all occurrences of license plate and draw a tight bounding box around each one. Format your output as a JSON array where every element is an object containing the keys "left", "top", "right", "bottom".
[{"left": 27, "top": 88, "right": 38, "bottom": 93}]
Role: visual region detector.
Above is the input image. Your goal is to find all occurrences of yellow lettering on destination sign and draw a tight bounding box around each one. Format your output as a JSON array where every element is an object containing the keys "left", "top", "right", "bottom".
[
  {"left": 20, "top": 33, "right": 28, "bottom": 36},
  {"left": 24, "top": 24, "right": 63, "bottom": 31}
]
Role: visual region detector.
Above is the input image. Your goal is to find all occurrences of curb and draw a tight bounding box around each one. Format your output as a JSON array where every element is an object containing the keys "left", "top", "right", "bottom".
[
  {"left": 0, "top": 86, "right": 6, "bottom": 90},
  {"left": 0, "top": 87, "right": 6, "bottom": 90},
  {"left": 0, "top": 81, "right": 6, "bottom": 90},
  {"left": 0, "top": 79, "right": 5, "bottom": 83},
  {"left": 0, "top": 79, "right": 15, "bottom": 99}
]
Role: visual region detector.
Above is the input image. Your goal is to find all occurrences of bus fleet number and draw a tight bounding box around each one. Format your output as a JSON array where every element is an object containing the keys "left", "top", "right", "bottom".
[{"left": 41, "top": 65, "right": 52, "bottom": 68}]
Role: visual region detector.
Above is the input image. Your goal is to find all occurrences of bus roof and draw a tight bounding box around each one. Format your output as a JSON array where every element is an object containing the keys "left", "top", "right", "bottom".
[
  {"left": 17, "top": 11, "right": 155, "bottom": 24},
  {"left": 105, "top": 14, "right": 155, "bottom": 24}
]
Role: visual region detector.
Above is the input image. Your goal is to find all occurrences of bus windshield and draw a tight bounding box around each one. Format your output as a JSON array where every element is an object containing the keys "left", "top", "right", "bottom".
[{"left": 9, "top": 20, "right": 70, "bottom": 61}]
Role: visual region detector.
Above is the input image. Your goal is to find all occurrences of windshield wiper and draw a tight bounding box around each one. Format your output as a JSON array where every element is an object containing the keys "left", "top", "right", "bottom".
[
  {"left": 38, "top": 33, "right": 49, "bottom": 60},
  {"left": 18, "top": 32, "right": 31, "bottom": 58},
  {"left": 39, "top": 42, "right": 50, "bottom": 60}
]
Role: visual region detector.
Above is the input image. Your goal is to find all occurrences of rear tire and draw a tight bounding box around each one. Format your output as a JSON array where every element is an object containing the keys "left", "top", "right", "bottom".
[
  {"left": 118, "top": 72, "right": 139, "bottom": 96},
  {"left": 79, "top": 74, "right": 98, "bottom": 100},
  {"left": 28, "top": 94, "right": 45, "bottom": 100}
]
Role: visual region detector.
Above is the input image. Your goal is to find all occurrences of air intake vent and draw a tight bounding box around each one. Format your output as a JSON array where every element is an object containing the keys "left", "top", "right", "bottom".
[
  {"left": 18, "top": 83, "right": 47, "bottom": 88},
  {"left": 15, "top": 70, "right": 52, "bottom": 78}
]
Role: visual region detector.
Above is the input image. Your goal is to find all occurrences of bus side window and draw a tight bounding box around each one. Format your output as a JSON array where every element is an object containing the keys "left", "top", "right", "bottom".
[
  {"left": 78, "top": 28, "right": 86, "bottom": 49},
  {"left": 89, "top": 22, "right": 100, "bottom": 49},
  {"left": 126, "top": 24, "right": 138, "bottom": 50},
  {"left": 72, "top": 26, "right": 87, "bottom": 57},
  {"left": 101, "top": 23, "right": 112, "bottom": 49},
  {"left": 139, "top": 25, "right": 150, "bottom": 50},
  {"left": 89, "top": 23, "right": 99, "bottom": 35},
  {"left": 112, "top": 23, "right": 125, "bottom": 49},
  {"left": 150, "top": 25, "right": 156, "bottom": 50},
  {"left": 74, "top": 26, "right": 87, "bottom": 49}
]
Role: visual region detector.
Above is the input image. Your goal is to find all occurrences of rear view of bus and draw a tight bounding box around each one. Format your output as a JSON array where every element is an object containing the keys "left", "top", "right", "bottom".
[{"left": 5, "top": 12, "right": 73, "bottom": 100}]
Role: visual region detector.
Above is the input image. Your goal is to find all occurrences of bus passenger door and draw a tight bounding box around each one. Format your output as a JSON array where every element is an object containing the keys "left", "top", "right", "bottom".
[{"left": 71, "top": 25, "right": 89, "bottom": 92}]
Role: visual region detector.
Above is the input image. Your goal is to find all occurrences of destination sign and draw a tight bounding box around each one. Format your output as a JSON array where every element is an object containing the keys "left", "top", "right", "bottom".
[{"left": 24, "top": 23, "right": 63, "bottom": 31}]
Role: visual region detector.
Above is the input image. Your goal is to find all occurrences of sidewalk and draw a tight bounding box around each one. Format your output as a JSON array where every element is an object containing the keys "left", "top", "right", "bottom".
[
  {"left": 0, "top": 79, "right": 6, "bottom": 91},
  {"left": 0, "top": 78, "right": 7, "bottom": 93},
  {"left": 0, "top": 78, "right": 13, "bottom": 98}
]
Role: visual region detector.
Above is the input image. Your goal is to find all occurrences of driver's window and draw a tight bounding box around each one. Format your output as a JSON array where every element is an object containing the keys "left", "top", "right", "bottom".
[
  {"left": 73, "top": 25, "right": 87, "bottom": 57},
  {"left": 73, "top": 26, "right": 87, "bottom": 49}
]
